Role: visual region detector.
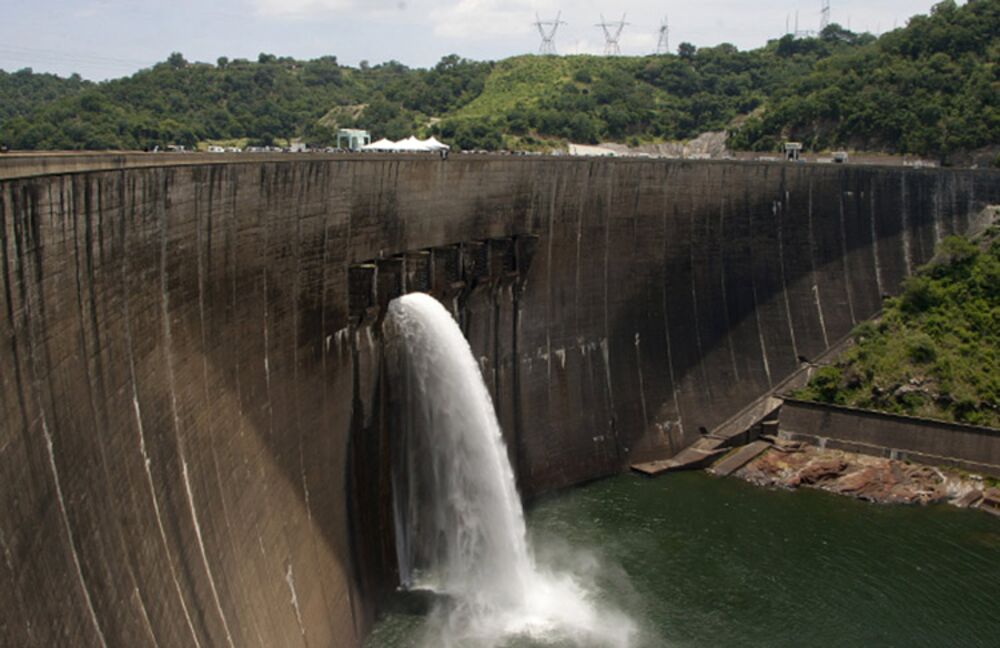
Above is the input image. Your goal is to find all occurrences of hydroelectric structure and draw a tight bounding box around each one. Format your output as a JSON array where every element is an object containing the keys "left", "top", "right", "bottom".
[{"left": 0, "top": 153, "right": 997, "bottom": 646}]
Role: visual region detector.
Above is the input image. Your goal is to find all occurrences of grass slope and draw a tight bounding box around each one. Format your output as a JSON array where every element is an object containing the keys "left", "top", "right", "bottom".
[{"left": 451, "top": 55, "right": 671, "bottom": 118}]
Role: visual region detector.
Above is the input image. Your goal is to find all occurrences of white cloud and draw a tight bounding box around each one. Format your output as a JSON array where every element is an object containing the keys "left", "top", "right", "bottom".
[
  {"left": 620, "top": 31, "right": 655, "bottom": 54},
  {"left": 252, "top": 0, "right": 410, "bottom": 18},
  {"left": 253, "top": 0, "right": 353, "bottom": 18},
  {"left": 561, "top": 38, "right": 601, "bottom": 56},
  {"left": 428, "top": 0, "right": 561, "bottom": 39}
]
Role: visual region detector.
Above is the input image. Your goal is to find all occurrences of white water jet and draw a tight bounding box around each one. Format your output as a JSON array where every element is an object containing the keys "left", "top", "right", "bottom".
[{"left": 385, "top": 292, "right": 637, "bottom": 647}]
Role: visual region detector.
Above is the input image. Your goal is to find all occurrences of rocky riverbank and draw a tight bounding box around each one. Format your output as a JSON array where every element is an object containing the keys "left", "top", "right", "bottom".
[{"left": 734, "top": 441, "right": 998, "bottom": 511}]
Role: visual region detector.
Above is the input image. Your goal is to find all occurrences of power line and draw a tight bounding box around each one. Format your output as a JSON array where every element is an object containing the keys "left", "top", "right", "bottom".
[
  {"left": 596, "top": 13, "right": 629, "bottom": 56},
  {"left": 534, "top": 12, "right": 566, "bottom": 56}
]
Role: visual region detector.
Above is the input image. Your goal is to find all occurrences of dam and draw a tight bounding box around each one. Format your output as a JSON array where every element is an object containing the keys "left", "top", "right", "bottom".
[{"left": 1, "top": 153, "right": 997, "bottom": 646}]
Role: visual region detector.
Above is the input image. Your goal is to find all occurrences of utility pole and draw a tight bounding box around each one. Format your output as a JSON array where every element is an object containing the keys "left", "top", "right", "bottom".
[
  {"left": 596, "top": 13, "right": 629, "bottom": 56},
  {"left": 656, "top": 15, "right": 670, "bottom": 54},
  {"left": 534, "top": 12, "right": 566, "bottom": 55},
  {"left": 820, "top": 0, "right": 831, "bottom": 31}
]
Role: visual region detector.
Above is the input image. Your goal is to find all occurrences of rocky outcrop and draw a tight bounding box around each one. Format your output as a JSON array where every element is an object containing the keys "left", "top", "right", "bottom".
[
  {"left": 739, "top": 445, "right": 987, "bottom": 506},
  {"left": 599, "top": 131, "right": 730, "bottom": 158}
]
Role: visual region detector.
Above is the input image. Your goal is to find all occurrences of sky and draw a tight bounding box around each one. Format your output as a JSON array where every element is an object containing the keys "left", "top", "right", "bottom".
[{"left": 2, "top": 0, "right": 952, "bottom": 80}]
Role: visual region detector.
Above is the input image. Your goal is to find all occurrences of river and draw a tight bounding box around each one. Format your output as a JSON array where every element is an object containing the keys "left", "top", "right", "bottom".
[{"left": 368, "top": 471, "right": 1000, "bottom": 647}]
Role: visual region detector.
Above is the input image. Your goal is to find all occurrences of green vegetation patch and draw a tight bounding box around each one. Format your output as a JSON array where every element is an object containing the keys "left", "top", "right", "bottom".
[{"left": 793, "top": 223, "right": 1000, "bottom": 428}]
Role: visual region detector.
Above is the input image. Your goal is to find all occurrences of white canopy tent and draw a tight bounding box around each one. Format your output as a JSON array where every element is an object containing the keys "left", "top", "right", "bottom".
[
  {"left": 361, "top": 136, "right": 450, "bottom": 153},
  {"left": 362, "top": 138, "right": 397, "bottom": 151},
  {"left": 393, "top": 137, "right": 427, "bottom": 152},
  {"left": 421, "top": 136, "right": 450, "bottom": 151}
]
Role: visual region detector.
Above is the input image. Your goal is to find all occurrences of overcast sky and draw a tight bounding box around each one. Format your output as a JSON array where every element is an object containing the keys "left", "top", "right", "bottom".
[{"left": 2, "top": 0, "right": 951, "bottom": 80}]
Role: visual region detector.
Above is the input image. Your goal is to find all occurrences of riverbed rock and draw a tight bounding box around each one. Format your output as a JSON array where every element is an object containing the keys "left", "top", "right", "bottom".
[
  {"left": 735, "top": 445, "right": 977, "bottom": 509},
  {"left": 831, "top": 467, "right": 890, "bottom": 500},
  {"left": 787, "top": 457, "right": 849, "bottom": 487},
  {"left": 953, "top": 489, "right": 984, "bottom": 509}
]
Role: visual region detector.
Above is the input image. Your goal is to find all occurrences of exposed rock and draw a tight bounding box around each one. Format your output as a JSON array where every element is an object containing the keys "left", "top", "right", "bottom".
[
  {"left": 598, "top": 131, "right": 730, "bottom": 159},
  {"left": 953, "top": 489, "right": 984, "bottom": 509},
  {"left": 786, "top": 457, "right": 848, "bottom": 487},
  {"left": 735, "top": 445, "right": 984, "bottom": 510},
  {"left": 831, "top": 467, "right": 888, "bottom": 498}
]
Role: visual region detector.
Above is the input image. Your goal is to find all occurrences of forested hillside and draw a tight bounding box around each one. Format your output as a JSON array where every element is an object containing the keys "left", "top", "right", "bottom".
[
  {"left": 0, "top": 0, "right": 995, "bottom": 159},
  {"left": 0, "top": 53, "right": 491, "bottom": 150},
  {"left": 730, "top": 0, "right": 999, "bottom": 162},
  {"left": 0, "top": 68, "right": 91, "bottom": 121},
  {"left": 0, "top": 40, "right": 853, "bottom": 152}
]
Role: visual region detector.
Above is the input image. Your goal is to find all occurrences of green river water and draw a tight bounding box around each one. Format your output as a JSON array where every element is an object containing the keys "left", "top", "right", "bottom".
[{"left": 367, "top": 472, "right": 1000, "bottom": 647}]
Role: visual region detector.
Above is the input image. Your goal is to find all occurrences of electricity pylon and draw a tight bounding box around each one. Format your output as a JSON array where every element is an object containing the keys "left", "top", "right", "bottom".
[
  {"left": 656, "top": 16, "right": 670, "bottom": 55},
  {"left": 820, "top": 0, "right": 831, "bottom": 31},
  {"left": 596, "top": 13, "right": 629, "bottom": 56},
  {"left": 534, "top": 12, "right": 566, "bottom": 55}
]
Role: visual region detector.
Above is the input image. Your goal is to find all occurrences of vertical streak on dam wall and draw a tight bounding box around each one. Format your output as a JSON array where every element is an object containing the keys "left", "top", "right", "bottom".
[{"left": 0, "top": 157, "right": 997, "bottom": 647}]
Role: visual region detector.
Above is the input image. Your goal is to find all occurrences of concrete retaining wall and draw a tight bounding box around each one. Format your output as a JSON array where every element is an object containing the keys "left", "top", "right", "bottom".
[
  {"left": 1, "top": 155, "right": 997, "bottom": 646},
  {"left": 780, "top": 399, "right": 1000, "bottom": 477}
]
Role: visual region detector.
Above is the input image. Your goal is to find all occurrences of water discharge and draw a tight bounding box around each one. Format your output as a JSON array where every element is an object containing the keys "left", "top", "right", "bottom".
[{"left": 385, "top": 293, "right": 637, "bottom": 647}]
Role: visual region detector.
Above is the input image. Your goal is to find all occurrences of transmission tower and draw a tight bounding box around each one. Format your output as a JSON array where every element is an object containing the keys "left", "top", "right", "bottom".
[
  {"left": 820, "top": 0, "right": 831, "bottom": 31},
  {"left": 656, "top": 16, "right": 670, "bottom": 55},
  {"left": 596, "top": 13, "right": 629, "bottom": 56},
  {"left": 534, "top": 12, "right": 566, "bottom": 55}
]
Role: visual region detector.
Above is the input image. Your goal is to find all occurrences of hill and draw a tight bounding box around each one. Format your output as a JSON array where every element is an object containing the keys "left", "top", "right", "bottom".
[
  {"left": 435, "top": 43, "right": 851, "bottom": 150},
  {"left": 0, "top": 0, "right": 995, "bottom": 159},
  {"left": 0, "top": 39, "right": 857, "bottom": 152},
  {"left": 794, "top": 220, "right": 1000, "bottom": 428},
  {"left": 729, "top": 0, "right": 999, "bottom": 162}
]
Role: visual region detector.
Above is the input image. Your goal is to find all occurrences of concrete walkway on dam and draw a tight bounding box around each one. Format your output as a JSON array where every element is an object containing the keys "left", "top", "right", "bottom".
[{"left": 1, "top": 153, "right": 997, "bottom": 647}]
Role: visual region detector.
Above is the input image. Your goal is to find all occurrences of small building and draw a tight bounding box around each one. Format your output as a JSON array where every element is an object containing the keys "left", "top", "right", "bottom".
[
  {"left": 337, "top": 129, "right": 372, "bottom": 152},
  {"left": 784, "top": 142, "right": 803, "bottom": 162}
]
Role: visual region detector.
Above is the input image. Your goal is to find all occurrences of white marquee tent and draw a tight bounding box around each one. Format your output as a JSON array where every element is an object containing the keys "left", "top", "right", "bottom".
[
  {"left": 394, "top": 136, "right": 427, "bottom": 151},
  {"left": 362, "top": 138, "right": 397, "bottom": 151},
  {"left": 422, "top": 136, "right": 450, "bottom": 151},
  {"left": 361, "top": 136, "right": 450, "bottom": 153}
]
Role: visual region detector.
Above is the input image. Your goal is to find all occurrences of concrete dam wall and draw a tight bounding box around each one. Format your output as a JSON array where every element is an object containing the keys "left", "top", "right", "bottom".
[{"left": 1, "top": 155, "right": 996, "bottom": 647}]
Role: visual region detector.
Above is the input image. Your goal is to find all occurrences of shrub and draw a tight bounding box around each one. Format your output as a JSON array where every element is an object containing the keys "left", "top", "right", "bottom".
[
  {"left": 899, "top": 276, "right": 940, "bottom": 313},
  {"left": 801, "top": 365, "right": 844, "bottom": 403},
  {"left": 906, "top": 333, "right": 937, "bottom": 364}
]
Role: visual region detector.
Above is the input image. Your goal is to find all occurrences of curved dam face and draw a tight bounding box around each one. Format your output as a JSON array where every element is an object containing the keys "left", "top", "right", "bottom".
[{"left": 1, "top": 155, "right": 997, "bottom": 647}]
